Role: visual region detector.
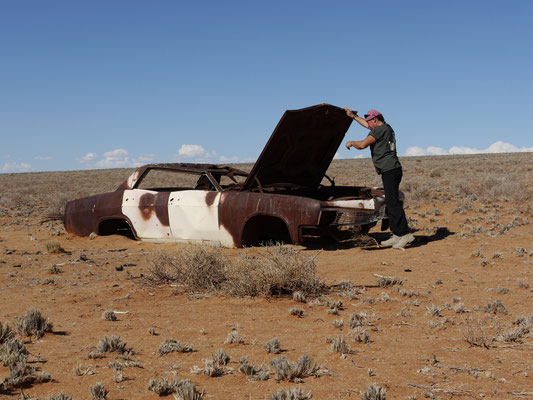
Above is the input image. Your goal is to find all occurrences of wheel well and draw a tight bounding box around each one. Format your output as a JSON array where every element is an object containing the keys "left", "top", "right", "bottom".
[
  {"left": 241, "top": 215, "right": 292, "bottom": 247},
  {"left": 98, "top": 219, "right": 136, "bottom": 240}
]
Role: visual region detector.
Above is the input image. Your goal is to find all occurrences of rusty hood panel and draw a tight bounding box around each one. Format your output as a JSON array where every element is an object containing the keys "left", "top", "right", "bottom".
[{"left": 242, "top": 104, "right": 352, "bottom": 190}]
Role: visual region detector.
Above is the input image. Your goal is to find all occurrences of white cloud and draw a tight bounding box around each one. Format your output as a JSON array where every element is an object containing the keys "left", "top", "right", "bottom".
[
  {"left": 404, "top": 141, "right": 533, "bottom": 157},
  {"left": 34, "top": 155, "right": 52, "bottom": 161},
  {"left": 80, "top": 152, "right": 97, "bottom": 163},
  {"left": 96, "top": 148, "right": 131, "bottom": 168},
  {"left": 178, "top": 144, "right": 206, "bottom": 158},
  {"left": 2, "top": 162, "right": 32, "bottom": 173}
]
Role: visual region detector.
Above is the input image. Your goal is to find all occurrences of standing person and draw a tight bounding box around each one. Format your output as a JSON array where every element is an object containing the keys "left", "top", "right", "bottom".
[{"left": 344, "top": 108, "right": 414, "bottom": 248}]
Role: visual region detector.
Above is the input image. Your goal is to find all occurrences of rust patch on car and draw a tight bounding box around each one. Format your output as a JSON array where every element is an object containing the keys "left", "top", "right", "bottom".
[
  {"left": 155, "top": 192, "right": 170, "bottom": 227},
  {"left": 205, "top": 192, "right": 217, "bottom": 207},
  {"left": 139, "top": 193, "right": 155, "bottom": 220}
]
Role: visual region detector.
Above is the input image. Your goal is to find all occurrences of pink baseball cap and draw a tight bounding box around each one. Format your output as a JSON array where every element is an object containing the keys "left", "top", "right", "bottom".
[{"left": 364, "top": 109, "right": 382, "bottom": 121}]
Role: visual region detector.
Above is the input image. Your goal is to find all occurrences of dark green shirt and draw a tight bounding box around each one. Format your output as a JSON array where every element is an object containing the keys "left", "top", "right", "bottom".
[{"left": 368, "top": 123, "right": 402, "bottom": 174}]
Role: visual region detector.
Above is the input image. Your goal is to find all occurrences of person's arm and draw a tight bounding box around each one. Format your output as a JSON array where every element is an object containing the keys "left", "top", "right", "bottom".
[
  {"left": 344, "top": 107, "right": 370, "bottom": 129},
  {"left": 345, "top": 134, "right": 376, "bottom": 150}
]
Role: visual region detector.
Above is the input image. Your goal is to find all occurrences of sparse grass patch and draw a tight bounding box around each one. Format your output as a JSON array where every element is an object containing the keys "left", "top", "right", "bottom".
[
  {"left": 45, "top": 240, "right": 64, "bottom": 254},
  {"left": 327, "top": 335, "right": 351, "bottom": 355},
  {"left": 157, "top": 339, "right": 195, "bottom": 356},
  {"left": 289, "top": 308, "right": 304, "bottom": 317},
  {"left": 484, "top": 300, "right": 508, "bottom": 315},
  {"left": 270, "top": 355, "right": 329, "bottom": 382},
  {"left": 376, "top": 276, "right": 402, "bottom": 287},
  {"left": 90, "top": 382, "right": 108, "bottom": 400},
  {"left": 224, "top": 330, "right": 244, "bottom": 344},
  {"left": 191, "top": 350, "right": 233, "bottom": 377},
  {"left": 269, "top": 386, "right": 313, "bottom": 400},
  {"left": 360, "top": 383, "right": 387, "bottom": 400},
  {"left": 16, "top": 308, "right": 53, "bottom": 339},
  {"left": 0, "top": 321, "right": 13, "bottom": 345}
]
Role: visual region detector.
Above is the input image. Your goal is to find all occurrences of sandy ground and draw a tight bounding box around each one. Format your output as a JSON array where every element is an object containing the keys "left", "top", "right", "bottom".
[{"left": 1, "top": 185, "right": 532, "bottom": 399}]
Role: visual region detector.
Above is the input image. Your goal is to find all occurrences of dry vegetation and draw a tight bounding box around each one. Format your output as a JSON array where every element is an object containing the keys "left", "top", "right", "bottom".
[{"left": 0, "top": 153, "right": 532, "bottom": 399}]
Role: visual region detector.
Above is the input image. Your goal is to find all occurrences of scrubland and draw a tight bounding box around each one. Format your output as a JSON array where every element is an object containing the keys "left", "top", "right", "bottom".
[{"left": 0, "top": 152, "right": 532, "bottom": 399}]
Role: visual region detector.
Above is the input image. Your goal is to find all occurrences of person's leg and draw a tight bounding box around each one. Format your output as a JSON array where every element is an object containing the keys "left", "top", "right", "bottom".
[{"left": 381, "top": 168, "right": 410, "bottom": 236}]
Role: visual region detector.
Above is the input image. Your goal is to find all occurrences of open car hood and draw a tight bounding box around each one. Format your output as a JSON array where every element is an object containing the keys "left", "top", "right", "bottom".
[{"left": 242, "top": 103, "right": 353, "bottom": 190}]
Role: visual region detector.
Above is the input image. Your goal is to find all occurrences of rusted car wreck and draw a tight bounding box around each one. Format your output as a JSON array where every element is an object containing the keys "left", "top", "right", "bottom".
[{"left": 65, "top": 104, "right": 400, "bottom": 247}]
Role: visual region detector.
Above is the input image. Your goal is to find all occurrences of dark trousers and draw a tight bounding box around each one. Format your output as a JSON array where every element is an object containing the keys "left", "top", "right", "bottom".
[{"left": 381, "top": 168, "right": 410, "bottom": 236}]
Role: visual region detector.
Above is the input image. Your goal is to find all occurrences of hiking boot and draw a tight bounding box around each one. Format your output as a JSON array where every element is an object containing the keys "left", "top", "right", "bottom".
[
  {"left": 392, "top": 233, "right": 415, "bottom": 249},
  {"left": 380, "top": 234, "right": 401, "bottom": 247}
]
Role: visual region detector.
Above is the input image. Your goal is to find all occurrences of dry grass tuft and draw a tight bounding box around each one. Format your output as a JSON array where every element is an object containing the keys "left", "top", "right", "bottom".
[
  {"left": 157, "top": 339, "right": 195, "bottom": 356},
  {"left": 224, "top": 330, "right": 244, "bottom": 345},
  {"left": 265, "top": 338, "right": 281, "bottom": 354},
  {"left": 90, "top": 382, "right": 109, "bottom": 400},
  {"left": 376, "top": 276, "right": 403, "bottom": 287},
  {"left": 269, "top": 386, "right": 313, "bottom": 399},
  {"left": 88, "top": 335, "right": 131, "bottom": 358},
  {"left": 16, "top": 308, "right": 53, "bottom": 339},
  {"left": 191, "top": 350, "right": 233, "bottom": 377},
  {"left": 146, "top": 244, "right": 326, "bottom": 298},
  {"left": 270, "top": 355, "right": 329, "bottom": 382},
  {"left": 147, "top": 377, "right": 201, "bottom": 397},
  {"left": 484, "top": 300, "right": 508, "bottom": 315},
  {"left": 0, "top": 321, "right": 13, "bottom": 345},
  {"left": 360, "top": 383, "right": 387, "bottom": 400},
  {"left": 239, "top": 355, "right": 270, "bottom": 381},
  {"left": 45, "top": 240, "right": 65, "bottom": 254},
  {"left": 102, "top": 310, "right": 117, "bottom": 321},
  {"left": 327, "top": 335, "right": 350, "bottom": 355}
]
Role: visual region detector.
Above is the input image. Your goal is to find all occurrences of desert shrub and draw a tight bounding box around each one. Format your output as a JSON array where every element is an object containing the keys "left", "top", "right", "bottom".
[
  {"left": 360, "top": 383, "right": 386, "bottom": 400},
  {"left": 0, "top": 321, "right": 13, "bottom": 344},
  {"left": 269, "top": 386, "right": 313, "bottom": 400},
  {"left": 289, "top": 308, "right": 304, "bottom": 317},
  {"left": 90, "top": 382, "right": 108, "bottom": 400},
  {"left": 148, "top": 246, "right": 227, "bottom": 290},
  {"left": 484, "top": 300, "right": 508, "bottom": 315},
  {"left": 224, "top": 330, "right": 244, "bottom": 344},
  {"left": 328, "top": 335, "right": 350, "bottom": 355},
  {"left": 225, "top": 246, "right": 325, "bottom": 297},
  {"left": 191, "top": 351, "right": 233, "bottom": 377},
  {"left": 270, "top": 355, "right": 328, "bottom": 381},
  {"left": 239, "top": 355, "right": 270, "bottom": 381},
  {"left": 173, "top": 379, "right": 204, "bottom": 400},
  {"left": 0, "top": 337, "right": 28, "bottom": 367},
  {"left": 212, "top": 349, "right": 230, "bottom": 366},
  {"left": 46, "top": 193, "right": 70, "bottom": 220},
  {"left": 265, "top": 338, "right": 281, "bottom": 354},
  {"left": 147, "top": 244, "right": 326, "bottom": 298},
  {"left": 350, "top": 327, "right": 370, "bottom": 343},
  {"left": 16, "top": 308, "right": 53, "bottom": 339},
  {"left": 89, "top": 335, "right": 130, "bottom": 358},
  {"left": 102, "top": 310, "right": 117, "bottom": 321},
  {"left": 147, "top": 377, "right": 182, "bottom": 396},
  {"left": 157, "top": 339, "right": 195, "bottom": 356},
  {"left": 376, "top": 276, "right": 402, "bottom": 287},
  {"left": 45, "top": 240, "right": 64, "bottom": 254}
]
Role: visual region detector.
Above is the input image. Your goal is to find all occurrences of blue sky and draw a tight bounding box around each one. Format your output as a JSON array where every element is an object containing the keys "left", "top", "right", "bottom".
[{"left": 1, "top": 0, "right": 532, "bottom": 173}]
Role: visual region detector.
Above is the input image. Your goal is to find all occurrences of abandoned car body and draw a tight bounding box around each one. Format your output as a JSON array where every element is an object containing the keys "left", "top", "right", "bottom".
[{"left": 64, "top": 104, "right": 402, "bottom": 247}]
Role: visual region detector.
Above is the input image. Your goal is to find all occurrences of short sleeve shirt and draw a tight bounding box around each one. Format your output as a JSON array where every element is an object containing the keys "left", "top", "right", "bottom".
[{"left": 368, "top": 123, "right": 402, "bottom": 174}]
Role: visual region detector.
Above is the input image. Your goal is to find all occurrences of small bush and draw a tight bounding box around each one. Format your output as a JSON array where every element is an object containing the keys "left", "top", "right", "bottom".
[
  {"left": 484, "top": 300, "right": 508, "bottom": 315},
  {"left": 239, "top": 355, "right": 270, "bottom": 381},
  {"left": 376, "top": 276, "right": 402, "bottom": 287},
  {"left": 269, "top": 386, "right": 313, "bottom": 400},
  {"left": 147, "top": 377, "right": 181, "bottom": 396},
  {"left": 224, "top": 330, "right": 244, "bottom": 344},
  {"left": 191, "top": 351, "right": 233, "bottom": 377},
  {"left": 270, "top": 355, "right": 328, "bottom": 382},
  {"left": 265, "top": 338, "right": 281, "bottom": 354},
  {"left": 46, "top": 240, "right": 64, "bottom": 254},
  {"left": 147, "top": 244, "right": 326, "bottom": 298},
  {"left": 361, "top": 384, "right": 386, "bottom": 400},
  {"left": 90, "top": 382, "right": 108, "bottom": 400},
  {"left": 16, "top": 308, "right": 53, "bottom": 339},
  {"left": 289, "top": 308, "right": 304, "bottom": 317},
  {"left": 328, "top": 336, "right": 350, "bottom": 355},
  {"left": 102, "top": 310, "right": 117, "bottom": 321},
  {"left": 89, "top": 335, "right": 131, "bottom": 358},
  {"left": 0, "top": 321, "right": 13, "bottom": 344},
  {"left": 158, "top": 339, "right": 195, "bottom": 356}
]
